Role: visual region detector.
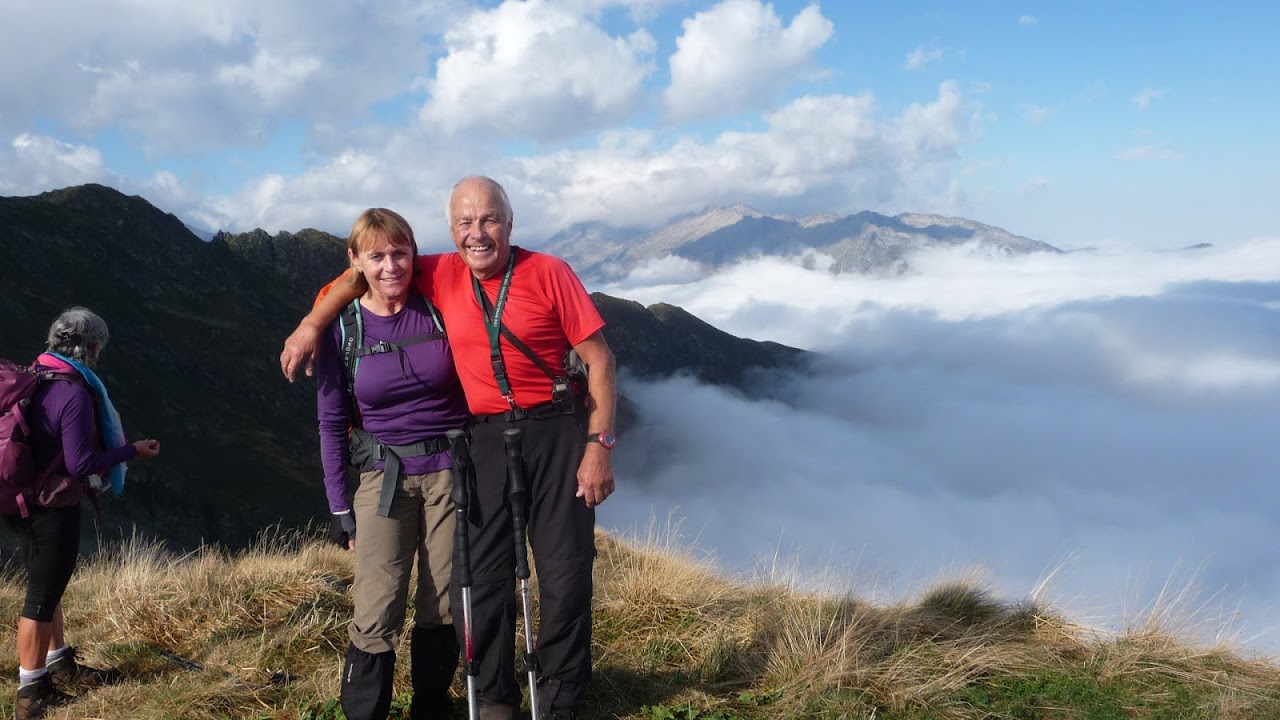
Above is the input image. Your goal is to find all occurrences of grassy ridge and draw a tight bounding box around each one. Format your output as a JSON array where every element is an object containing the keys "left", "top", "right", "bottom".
[{"left": 1, "top": 528, "right": 1277, "bottom": 719}]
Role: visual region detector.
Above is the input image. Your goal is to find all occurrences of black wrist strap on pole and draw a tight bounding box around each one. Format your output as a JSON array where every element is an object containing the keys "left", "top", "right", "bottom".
[
  {"left": 504, "top": 429, "right": 531, "bottom": 581},
  {"left": 447, "top": 430, "right": 474, "bottom": 587}
]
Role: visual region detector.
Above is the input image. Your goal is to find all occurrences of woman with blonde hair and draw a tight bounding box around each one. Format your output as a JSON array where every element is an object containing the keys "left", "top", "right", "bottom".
[{"left": 315, "top": 209, "right": 468, "bottom": 719}]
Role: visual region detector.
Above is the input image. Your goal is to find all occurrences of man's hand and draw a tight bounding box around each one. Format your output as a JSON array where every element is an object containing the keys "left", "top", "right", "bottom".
[
  {"left": 281, "top": 268, "right": 369, "bottom": 382},
  {"left": 575, "top": 443, "right": 615, "bottom": 508},
  {"left": 281, "top": 322, "right": 323, "bottom": 382}
]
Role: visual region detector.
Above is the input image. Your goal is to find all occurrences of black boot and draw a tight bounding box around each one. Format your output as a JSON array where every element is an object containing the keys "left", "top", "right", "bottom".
[
  {"left": 47, "top": 646, "right": 123, "bottom": 690},
  {"left": 340, "top": 644, "right": 397, "bottom": 720},
  {"left": 537, "top": 679, "right": 585, "bottom": 720},
  {"left": 13, "top": 675, "right": 73, "bottom": 720},
  {"left": 410, "top": 624, "right": 459, "bottom": 719}
]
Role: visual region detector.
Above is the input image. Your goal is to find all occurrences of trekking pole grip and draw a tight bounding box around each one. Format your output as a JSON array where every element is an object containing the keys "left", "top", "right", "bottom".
[
  {"left": 502, "top": 429, "right": 532, "bottom": 581},
  {"left": 447, "top": 430, "right": 473, "bottom": 588}
]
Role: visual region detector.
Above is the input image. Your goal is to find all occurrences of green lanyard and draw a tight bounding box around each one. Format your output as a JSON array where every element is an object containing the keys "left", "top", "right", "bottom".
[{"left": 472, "top": 248, "right": 519, "bottom": 406}]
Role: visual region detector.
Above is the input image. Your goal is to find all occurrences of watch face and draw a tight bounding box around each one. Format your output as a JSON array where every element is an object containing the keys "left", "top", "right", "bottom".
[{"left": 598, "top": 431, "right": 617, "bottom": 449}]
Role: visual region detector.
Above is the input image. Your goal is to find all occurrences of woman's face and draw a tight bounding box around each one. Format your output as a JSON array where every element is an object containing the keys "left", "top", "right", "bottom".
[{"left": 350, "top": 232, "right": 414, "bottom": 302}]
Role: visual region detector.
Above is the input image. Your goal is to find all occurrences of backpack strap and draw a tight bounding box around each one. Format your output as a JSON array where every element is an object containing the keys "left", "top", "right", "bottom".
[
  {"left": 15, "top": 371, "right": 100, "bottom": 521},
  {"left": 497, "top": 325, "right": 561, "bottom": 381},
  {"left": 339, "top": 299, "right": 365, "bottom": 400}
]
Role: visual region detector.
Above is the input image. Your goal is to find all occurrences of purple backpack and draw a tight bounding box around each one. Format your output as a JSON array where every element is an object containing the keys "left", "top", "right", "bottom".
[{"left": 0, "top": 358, "right": 82, "bottom": 517}]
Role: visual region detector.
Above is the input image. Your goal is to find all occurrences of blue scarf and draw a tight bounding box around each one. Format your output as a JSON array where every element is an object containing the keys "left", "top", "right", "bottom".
[{"left": 48, "top": 352, "right": 127, "bottom": 496}]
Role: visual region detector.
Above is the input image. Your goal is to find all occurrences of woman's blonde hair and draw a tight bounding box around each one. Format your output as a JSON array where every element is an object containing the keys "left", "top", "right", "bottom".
[{"left": 348, "top": 208, "right": 417, "bottom": 257}]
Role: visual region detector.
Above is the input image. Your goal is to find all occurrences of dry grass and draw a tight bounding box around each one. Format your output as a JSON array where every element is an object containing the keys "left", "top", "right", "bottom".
[{"left": 0, "top": 524, "right": 1276, "bottom": 719}]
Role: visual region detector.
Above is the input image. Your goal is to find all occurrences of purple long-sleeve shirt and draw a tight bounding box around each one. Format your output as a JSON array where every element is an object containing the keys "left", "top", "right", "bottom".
[
  {"left": 29, "top": 374, "right": 136, "bottom": 481},
  {"left": 315, "top": 294, "right": 469, "bottom": 513}
]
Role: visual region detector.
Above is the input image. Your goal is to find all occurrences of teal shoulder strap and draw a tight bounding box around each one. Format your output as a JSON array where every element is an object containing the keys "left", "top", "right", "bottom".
[{"left": 339, "top": 299, "right": 363, "bottom": 398}]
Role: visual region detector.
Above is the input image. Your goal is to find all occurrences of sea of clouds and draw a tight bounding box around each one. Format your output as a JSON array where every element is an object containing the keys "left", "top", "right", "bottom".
[{"left": 593, "top": 238, "right": 1280, "bottom": 653}]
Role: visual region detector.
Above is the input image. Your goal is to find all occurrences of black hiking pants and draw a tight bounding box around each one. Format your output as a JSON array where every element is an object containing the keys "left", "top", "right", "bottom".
[{"left": 452, "top": 412, "right": 595, "bottom": 714}]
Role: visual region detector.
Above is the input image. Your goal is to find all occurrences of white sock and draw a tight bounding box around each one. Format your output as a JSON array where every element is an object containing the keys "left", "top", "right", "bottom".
[
  {"left": 18, "top": 666, "right": 47, "bottom": 687},
  {"left": 46, "top": 644, "right": 69, "bottom": 662}
]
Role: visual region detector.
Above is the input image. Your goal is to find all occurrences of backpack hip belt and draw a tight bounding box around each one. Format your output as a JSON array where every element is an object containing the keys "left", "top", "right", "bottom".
[{"left": 349, "top": 427, "right": 450, "bottom": 517}]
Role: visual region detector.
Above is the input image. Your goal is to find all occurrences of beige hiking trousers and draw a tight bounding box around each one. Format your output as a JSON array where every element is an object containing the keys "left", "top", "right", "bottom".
[{"left": 349, "top": 468, "right": 454, "bottom": 655}]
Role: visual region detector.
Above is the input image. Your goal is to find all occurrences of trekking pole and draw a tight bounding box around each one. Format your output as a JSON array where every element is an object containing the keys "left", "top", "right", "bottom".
[
  {"left": 503, "top": 428, "right": 540, "bottom": 720},
  {"left": 447, "top": 429, "right": 479, "bottom": 720}
]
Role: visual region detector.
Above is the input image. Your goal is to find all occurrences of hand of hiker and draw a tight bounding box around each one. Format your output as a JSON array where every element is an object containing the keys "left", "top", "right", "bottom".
[
  {"left": 576, "top": 445, "right": 615, "bottom": 509},
  {"left": 329, "top": 512, "right": 356, "bottom": 550},
  {"left": 133, "top": 439, "right": 161, "bottom": 460},
  {"left": 281, "top": 322, "right": 322, "bottom": 381}
]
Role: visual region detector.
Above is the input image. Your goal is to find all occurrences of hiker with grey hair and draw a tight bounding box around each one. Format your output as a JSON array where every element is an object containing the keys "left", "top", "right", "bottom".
[{"left": 3, "top": 307, "right": 160, "bottom": 719}]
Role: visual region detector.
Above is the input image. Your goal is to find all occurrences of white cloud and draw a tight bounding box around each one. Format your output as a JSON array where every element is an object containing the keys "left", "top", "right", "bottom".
[
  {"left": 190, "top": 144, "right": 455, "bottom": 236},
  {"left": 174, "top": 80, "right": 973, "bottom": 238},
  {"left": 421, "top": 0, "right": 657, "bottom": 142},
  {"left": 1133, "top": 87, "right": 1167, "bottom": 110},
  {"left": 599, "top": 240, "right": 1280, "bottom": 647},
  {"left": 664, "top": 0, "right": 834, "bottom": 122},
  {"left": 215, "top": 49, "right": 325, "bottom": 105},
  {"left": 1118, "top": 145, "right": 1183, "bottom": 161},
  {"left": 0, "top": 1, "right": 444, "bottom": 153},
  {"left": 904, "top": 43, "right": 944, "bottom": 71},
  {"left": 1018, "top": 15, "right": 1039, "bottom": 25},
  {"left": 1, "top": 134, "right": 112, "bottom": 193},
  {"left": 512, "top": 82, "right": 974, "bottom": 234},
  {"left": 601, "top": 238, "right": 1280, "bottom": 332}
]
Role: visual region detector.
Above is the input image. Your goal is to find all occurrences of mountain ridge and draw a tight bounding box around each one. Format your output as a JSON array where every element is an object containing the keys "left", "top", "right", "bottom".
[{"left": 541, "top": 203, "right": 1060, "bottom": 278}]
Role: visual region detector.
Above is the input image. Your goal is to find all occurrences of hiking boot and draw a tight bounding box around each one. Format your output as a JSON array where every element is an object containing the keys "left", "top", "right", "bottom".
[
  {"left": 47, "top": 646, "right": 123, "bottom": 689},
  {"left": 410, "top": 625, "right": 459, "bottom": 719},
  {"left": 340, "top": 644, "right": 396, "bottom": 720},
  {"left": 13, "top": 676, "right": 72, "bottom": 720}
]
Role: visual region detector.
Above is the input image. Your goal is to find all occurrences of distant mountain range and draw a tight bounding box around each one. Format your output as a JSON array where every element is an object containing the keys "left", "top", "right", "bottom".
[
  {"left": 0, "top": 184, "right": 804, "bottom": 552},
  {"left": 540, "top": 204, "right": 1061, "bottom": 278}
]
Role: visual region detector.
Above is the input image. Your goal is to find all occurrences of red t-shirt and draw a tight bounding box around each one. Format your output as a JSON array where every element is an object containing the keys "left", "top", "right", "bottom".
[{"left": 321, "top": 248, "right": 604, "bottom": 415}]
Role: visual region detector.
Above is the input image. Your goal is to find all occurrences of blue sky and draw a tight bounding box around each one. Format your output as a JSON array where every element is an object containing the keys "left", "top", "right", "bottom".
[{"left": 1, "top": 0, "right": 1276, "bottom": 250}]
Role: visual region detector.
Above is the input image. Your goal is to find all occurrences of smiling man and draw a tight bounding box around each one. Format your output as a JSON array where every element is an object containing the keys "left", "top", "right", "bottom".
[{"left": 282, "top": 175, "right": 617, "bottom": 720}]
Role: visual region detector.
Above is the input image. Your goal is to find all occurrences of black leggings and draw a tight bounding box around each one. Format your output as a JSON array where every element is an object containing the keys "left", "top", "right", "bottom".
[{"left": 3, "top": 504, "right": 81, "bottom": 622}]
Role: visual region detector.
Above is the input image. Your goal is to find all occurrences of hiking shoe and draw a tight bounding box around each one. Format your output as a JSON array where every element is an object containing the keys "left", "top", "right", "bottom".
[
  {"left": 13, "top": 676, "right": 72, "bottom": 720},
  {"left": 47, "top": 646, "right": 123, "bottom": 689}
]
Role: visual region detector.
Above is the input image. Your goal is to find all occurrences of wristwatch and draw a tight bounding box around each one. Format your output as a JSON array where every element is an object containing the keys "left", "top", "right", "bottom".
[{"left": 587, "top": 430, "right": 617, "bottom": 449}]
